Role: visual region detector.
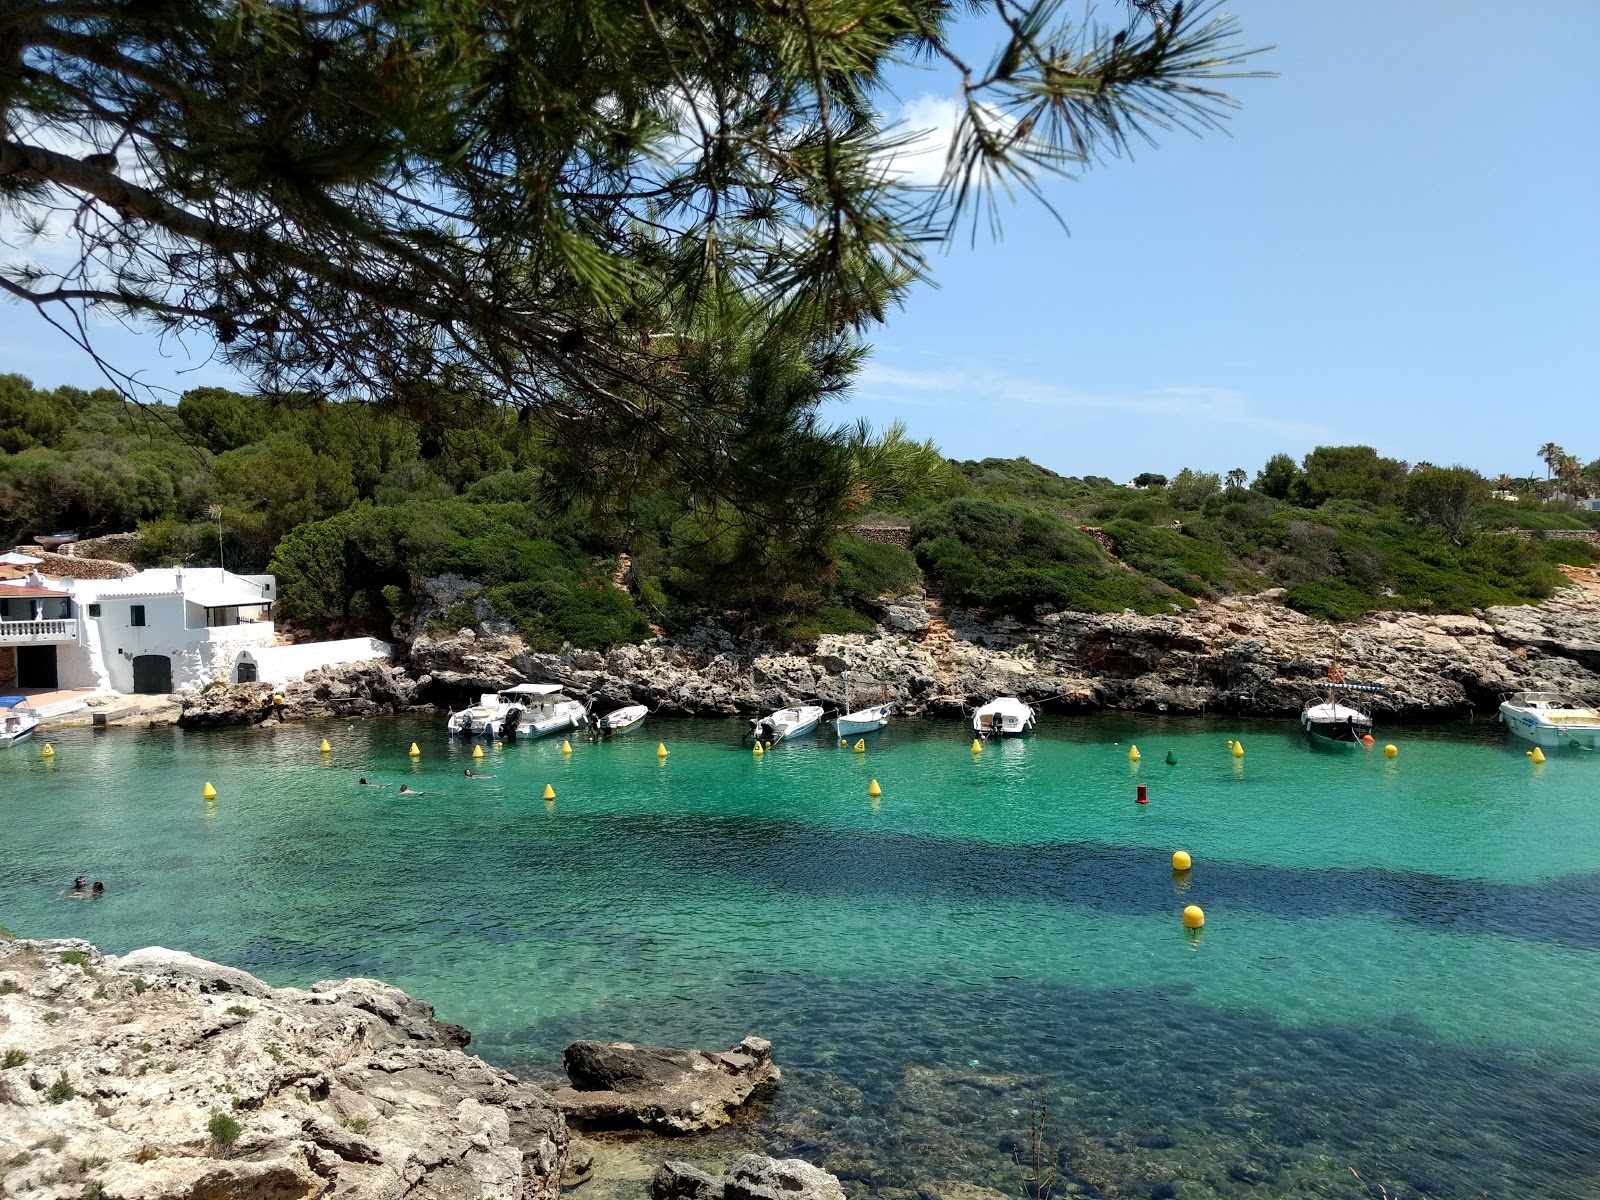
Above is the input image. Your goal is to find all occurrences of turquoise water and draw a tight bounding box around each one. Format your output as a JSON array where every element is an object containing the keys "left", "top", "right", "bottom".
[{"left": 3, "top": 715, "right": 1599, "bottom": 1198}]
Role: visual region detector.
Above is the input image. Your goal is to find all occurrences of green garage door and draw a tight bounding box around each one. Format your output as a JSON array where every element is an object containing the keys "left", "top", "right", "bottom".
[{"left": 132, "top": 654, "right": 172, "bottom": 694}]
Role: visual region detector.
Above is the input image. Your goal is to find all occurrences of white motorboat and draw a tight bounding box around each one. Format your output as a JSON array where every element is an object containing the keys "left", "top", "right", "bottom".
[
  {"left": 1300, "top": 675, "right": 1381, "bottom": 744},
  {"left": 597, "top": 704, "right": 648, "bottom": 735},
  {"left": 447, "top": 684, "right": 587, "bottom": 740},
  {"left": 835, "top": 702, "right": 892, "bottom": 737},
  {"left": 1498, "top": 690, "right": 1600, "bottom": 749},
  {"left": 1, "top": 698, "right": 39, "bottom": 748},
  {"left": 750, "top": 704, "right": 824, "bottom": 744},
  {"left": 972, "top": 696, "right": 1036, "bottom": 737}
]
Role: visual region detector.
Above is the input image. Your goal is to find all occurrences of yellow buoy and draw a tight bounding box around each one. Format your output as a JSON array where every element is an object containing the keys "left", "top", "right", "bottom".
[
  {"left": 1172, "top": 850, "right": 1192, "bottom": 872},
  {"left": 496, "top": 741, "right": 504, "bottom": 749},
  {"left": 1182, "top": 904, "right": 1205, "bottom": 930},
  {"left": 41, "top": 742, "right": 55, "bottom": 758},
  {"left": 971, "top": 738, "right": 983, "bottom": 754},
  {"left": 201, "top": 781, "right": 217, "bottom": 800},
  {"left": 1527, "top": 746, "right": 1545, "bottom": 764},
  {"left": 1128, "top": 744, "right": 1141, "bottom": 761},
  {"left": 542, "top": 784, "right": 556, "bottom": 800},
  {"left": 1384, "top": 743, "right": 1398, "bottom": 759},
  {"left": 560, "top": 739, "right": 572, "bottom": 754},
  {"left": 656, "top": 743, "right": 669, "bottom": 758},
  {"left": 408, "top": 742, "right": 421, "bottom": 757},
  {"left": 867, "top": 779, "right": 882, "bottom": 797},
  {"left": 319, "top": 738, "right": 331, "bottom": 753},
  {"left": 840, "top": 737, "right": 847, "bottom": 748},
  {"left": 854, "top": 739, "right": 866, "bottom": 753},
  {"left": 472, "top": 744, "right": 484, "bottom": 759},
  {"left": 1231, "top": 740, "right": 1245, "bottom": 758},
  {"left": 752, "top": 743, "right": 764, "bottom": 756},
  {"left": 765, "top": 741, "right": 773, "bottom": 750}
]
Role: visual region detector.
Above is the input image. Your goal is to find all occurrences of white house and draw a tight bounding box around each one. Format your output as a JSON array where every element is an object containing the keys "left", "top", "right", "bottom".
[{"left": 0, "top": 564, "right": 390, "bottom": 695}]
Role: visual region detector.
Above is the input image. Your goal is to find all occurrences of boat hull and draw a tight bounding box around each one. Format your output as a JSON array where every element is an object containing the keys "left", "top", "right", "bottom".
[
  {"left": 752, "top": 706, "right": 824, "bottom": 743},
  {"left": 835, "top": 705, "right": 891, "bottom": 737},
  {"left": 1301, "top": 718, "right": 1369, "bottom": 744},
  {"left": 600, "top": 706, "right": 647, "bottom": 735},
  {"left": 972, "top": 700, "right": 1036, "bottom": 737},
  {"left": 1499, "top": 705, "right": 1600, "bottom": 748}
]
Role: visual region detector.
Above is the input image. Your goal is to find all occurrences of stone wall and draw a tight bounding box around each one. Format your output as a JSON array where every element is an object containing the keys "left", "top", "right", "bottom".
[
  {"left": 0, "top": 645, "right": 14, "bottom": 689},
  {"left": 7, "top": 547, "right": 136, "bottom": 580},
  {"left": 850, "top": 523, "right": 912, "bottom": 548}
]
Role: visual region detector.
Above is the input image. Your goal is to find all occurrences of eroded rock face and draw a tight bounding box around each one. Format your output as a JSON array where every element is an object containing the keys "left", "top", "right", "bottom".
[
  {"left": 552, "top": 1037, "right": 779, "bottom": 1135},
  {"left": 0, "top": 939, "right": 567, "bottom": 1200},
  {"left": 179, "top": 659, "right": 426, "bottom": 728},
  {"left": 650, "top": 1155, "right": 845, "bottom": 1200}
]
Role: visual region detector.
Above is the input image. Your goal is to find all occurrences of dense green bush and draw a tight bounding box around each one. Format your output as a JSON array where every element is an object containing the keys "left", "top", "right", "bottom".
[
  {"left": 834, "top": 534, "right": 919, "bottom": 599},
  {"left": 912, "top": 498, "right": 1184, "bottom": 616}
]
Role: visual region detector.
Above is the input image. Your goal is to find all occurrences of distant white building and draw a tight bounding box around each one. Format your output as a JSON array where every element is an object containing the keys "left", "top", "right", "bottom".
[{"left": 0, "top": 563, "right": 389, "bottom": 695}]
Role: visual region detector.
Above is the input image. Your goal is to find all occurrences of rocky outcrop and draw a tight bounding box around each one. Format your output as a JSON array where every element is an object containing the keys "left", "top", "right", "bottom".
[
  {"left": 401, "top": 570, "right": 1600, "bottom": 720},
  {"left": 0, "top": 938, "right": 567, "bottom": 1200},
  {"left": 179, "top": 658, "right": 427, "bottom": 728},
  {"left": 651, "top": 1156, "right": 846, "bottom": 1200},
  {"left": 552, "top": 1037, "right": 780, "bottom": 1134}
]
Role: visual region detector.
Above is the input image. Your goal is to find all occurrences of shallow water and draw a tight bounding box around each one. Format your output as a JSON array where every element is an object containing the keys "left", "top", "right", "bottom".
[{"left": 3, "top": 714, "right": 1599, "bottom": 1198}]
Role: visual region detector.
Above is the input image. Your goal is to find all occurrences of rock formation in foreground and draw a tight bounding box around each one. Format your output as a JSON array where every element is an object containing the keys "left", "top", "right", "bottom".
[
  {"left": 0, "top": 939, "right": 567, "bottom": 1199},
  {"left": 652, "top": 1155, "right": 845, "bottom": 1200},
  {"left": 552, "top": 1037, "right": 780, "bottom": 1134}
]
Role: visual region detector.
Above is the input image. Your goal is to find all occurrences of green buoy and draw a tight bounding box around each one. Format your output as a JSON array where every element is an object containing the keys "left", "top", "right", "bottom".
[{"left": 1165, "top": 750, "right": 1178, "bottom": 766}]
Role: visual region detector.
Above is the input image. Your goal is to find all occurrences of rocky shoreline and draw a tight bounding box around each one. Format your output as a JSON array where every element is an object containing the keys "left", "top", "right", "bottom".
[
  {"left": 0, "top": 938, "right": 829, "bottom": 1200},
  {"left": 174, "top": 570, "right": 1600, "bottom": 728}
]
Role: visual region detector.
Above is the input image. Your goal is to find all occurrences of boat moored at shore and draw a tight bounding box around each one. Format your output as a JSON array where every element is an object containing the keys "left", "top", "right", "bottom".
[
  {"left": 972, "top": 696, "right": 1036, "bottom": 737},
  {"left": 1498, "top": 690, "right": 1600, "bottom": 749},
  {"left": 447, "top": 684, "right": 588, "bottom": 740},
  {"left": 597, "top": 704, "right": 648, "bottom": 735},
  {"left": 749, "top": 704, "right": 824, "bottom": 744},
  {"left": 1, "top": 698, "right": 39, "bottom": 747}
]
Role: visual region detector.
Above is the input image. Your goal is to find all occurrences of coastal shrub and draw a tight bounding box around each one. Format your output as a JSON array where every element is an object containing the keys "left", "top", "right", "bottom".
[
  {"left": 0, "top": 978, "right": 18, "bottom": 995},
  {"left": 834, "top": 534, "right": 919, "bottom": 599},
  {"left": 1283, "top": 580, "right": 1375, "bottom": 622},
  {"left": 2, "top": 1048, "right": 26, "bottom": 1068},
  {"left": 59, "top": 950, "right": 89, "bottom": 967},
  {"left": 131, "top": 978, "right": 147, "bottom": 995},
  {"left": 47, "top": 1074, "right": 75, "bottom": 1103},
  {"left": 225, "top": 1006, "right": 253, "bottom": 1018},
  {"left": 207, "top": 1110, "right": 241, "bottom": 1147},
  {"left": 912, "top": 498, "right": 1183, "bottom": 616},
  {"left": 817, "top": 605, "right": 878, "bottom": 635},
  {"left": 1542, "top": 539, "right": 1600, "bottom": 566}
]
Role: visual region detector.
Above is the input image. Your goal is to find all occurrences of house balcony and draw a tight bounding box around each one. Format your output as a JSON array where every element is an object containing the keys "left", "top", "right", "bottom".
[{"left": 0, "top": 619, "right": 78, "bottom": 644}]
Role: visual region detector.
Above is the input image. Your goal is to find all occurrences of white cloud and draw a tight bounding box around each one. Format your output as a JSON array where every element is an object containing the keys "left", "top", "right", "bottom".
[
  {"left": 880, "top": 94, "right": 1021, "bottom": 188},
  {"left": 856, "top": 361, "right": 1329, "bottom": 440}
]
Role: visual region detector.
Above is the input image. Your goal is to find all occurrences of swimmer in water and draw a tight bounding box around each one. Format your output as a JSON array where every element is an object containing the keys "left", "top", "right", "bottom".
[
  {"left": 463, "top": 769, "right": 494, "bottom": 780},
  {"left": 398, "top": 784, "right": 422, "bottom": 795},
  {"left": 91, "top": 881, "right": 105, "bottom": 897},
  {"left": 358, "top": 777, "right": 381, "bottom": 786},
  {"left": 73, "top": 876, "right": 86, "bottom": 892}
]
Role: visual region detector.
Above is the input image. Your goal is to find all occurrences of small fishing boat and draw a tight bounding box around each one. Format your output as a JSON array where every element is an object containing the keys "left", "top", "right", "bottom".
[
  {"left": 32, "top": 531, "right": 78, "bottom": 549},
  {"left": 750, "top": 704, "right": 824, "bottom": 744},
  {"left": 447, "top": 684, "right": 587, "bottom": 740},
  {"left": 1498, "top": 690, "right": 1600, "bottom": 749},
  {"left": 1301, "top": 677, "right": 1381, "bottom": 743},
  {"left": 1, "top": 698, "right": 40, "bottom": 748},
  {"left": 597, "top": 704, "right": 648, "bottom": 735},
  {"left": 972, "top": 696, "right": 1036, "bottom": 737},
  {"left": 835, "top": 702, "right": 892, "bottom": 737}
]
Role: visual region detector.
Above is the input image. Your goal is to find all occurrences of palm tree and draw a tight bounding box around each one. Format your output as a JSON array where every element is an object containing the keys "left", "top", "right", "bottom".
[{"left": 1538, "top": 443, "right": 1567, "bottom": 480}]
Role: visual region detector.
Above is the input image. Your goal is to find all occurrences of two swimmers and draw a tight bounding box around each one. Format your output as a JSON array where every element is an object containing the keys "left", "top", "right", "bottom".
[{"left": 68, "top": 877, "right": 104, "bottom": 898}]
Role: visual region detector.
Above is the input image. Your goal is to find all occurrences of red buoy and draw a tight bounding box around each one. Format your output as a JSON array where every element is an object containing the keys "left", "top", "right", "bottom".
[{"left": 1136, "top": 784, "right": 1148, "bottom": 805}]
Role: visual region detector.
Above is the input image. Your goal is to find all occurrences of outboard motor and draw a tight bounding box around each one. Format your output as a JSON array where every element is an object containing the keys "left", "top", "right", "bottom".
[
  {"left": 458, "top": 711, "right": 473, "bottom": 737},
  {"left": 500, "top": 706, "right": 522, "bottom": 739}
]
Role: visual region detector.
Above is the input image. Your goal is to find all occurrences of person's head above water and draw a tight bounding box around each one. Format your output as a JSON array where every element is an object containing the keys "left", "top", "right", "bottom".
[
  {"left": 463, "top": 768, "right": 474, "bottom": 777},
  {"left": 358, "top": 777, "right": 368, "bottom": 785},
  {"left": 91, "top": 881, "right": 104, "bottom": 895},
  {"left": 73, "top": 876, "right": 86, "bottom": 890}
]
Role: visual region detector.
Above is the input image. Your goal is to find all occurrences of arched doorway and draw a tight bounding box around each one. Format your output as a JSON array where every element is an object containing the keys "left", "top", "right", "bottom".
[{"left": 132, "top": 654, "right": 173, "bottom": 694}]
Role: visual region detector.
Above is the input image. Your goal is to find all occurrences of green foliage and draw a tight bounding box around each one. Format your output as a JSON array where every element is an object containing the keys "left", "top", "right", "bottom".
[
  {"left": 1296, "top": 445, "right": 1409, "bottom": 508},
  {"left": 59, "top": 951, "right": 90, "bottom": 967},
  {"left": 818, "top": 606, "right": 878, "bottom": 635},
  {"left": 834, "top": 535, "right": 920, "bottom": 599},
  {"left": 2, "top": 1048, "right": 26, "bottom": 1068},
  {"left": 912, "top": 498, "right": 1184, "bottom": 616},
  {"left": 47, "top": 1075, "right": 76, "bottom": 1103},
  {"left": 1253, "top": 453, "right": 1301, "bottom": 500},
  {"left": 131, "top": 978, "right": 148, "bottom": 996},
  {"left": 1167, "top": 468, "right": 1221, "bottom": 509},
  {"left": 0, "top": 979, "right": 19, "bottom": 995},
  {"left": 176, "top": 388, "right": 270, "bottom": 453},
  {"left": 207, "top": 1110, "right": 241, "bottom": 1147},
  {"left": 225, "top": 1006, "right": 253, "bottom": 1018},
  {"left": 1405, "top": 465, "right": 1489, "bottom": 543},
  {"left": 1543, "top": 538, "right": 1600, "bottom": 566}
]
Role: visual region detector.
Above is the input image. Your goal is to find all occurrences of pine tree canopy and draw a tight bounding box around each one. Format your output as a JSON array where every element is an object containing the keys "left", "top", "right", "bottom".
[{"left": 1, "top": 0, "right": 1258, "bottom": 449}]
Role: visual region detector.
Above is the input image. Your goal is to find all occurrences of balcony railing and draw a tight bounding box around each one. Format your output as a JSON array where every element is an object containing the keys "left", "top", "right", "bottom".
[{"left": 0, "top": 619, "right": 78, "bottom": 644}]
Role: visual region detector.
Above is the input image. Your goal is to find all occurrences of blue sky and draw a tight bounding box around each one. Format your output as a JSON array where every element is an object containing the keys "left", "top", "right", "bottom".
[{"left": 3, "top": 0, "right": 1596, "bottom": 482}]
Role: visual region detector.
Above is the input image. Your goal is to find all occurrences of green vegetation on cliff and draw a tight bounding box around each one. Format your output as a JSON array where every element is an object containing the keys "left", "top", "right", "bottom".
[{"left": 1, "top": 373, "right": 1592, "bottom": 645}]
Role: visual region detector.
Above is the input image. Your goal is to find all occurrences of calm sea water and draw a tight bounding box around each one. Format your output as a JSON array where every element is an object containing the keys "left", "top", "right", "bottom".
[{"left": 3, "top": 714, "right": 1598, "bottom": 1198}]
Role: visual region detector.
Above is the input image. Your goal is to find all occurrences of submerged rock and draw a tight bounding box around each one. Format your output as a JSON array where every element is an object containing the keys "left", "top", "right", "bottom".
[
  {"left": 651, "top": 1155, "right": 845, "bottom": 1200},
  {"left": 0, "top": 938, "right": 568, "bottom": 1200},
  {"left": 553, "top": 1036, "right": 780, "bottom": 1134}
]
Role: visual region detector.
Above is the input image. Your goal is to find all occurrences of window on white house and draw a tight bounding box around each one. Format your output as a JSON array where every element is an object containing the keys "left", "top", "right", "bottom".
[
  {"left": 87, "top": 603, "right": 101, "bottom": 617},
  {"left": 130, "top": 604, "right": 145, "bottom": 627}
]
